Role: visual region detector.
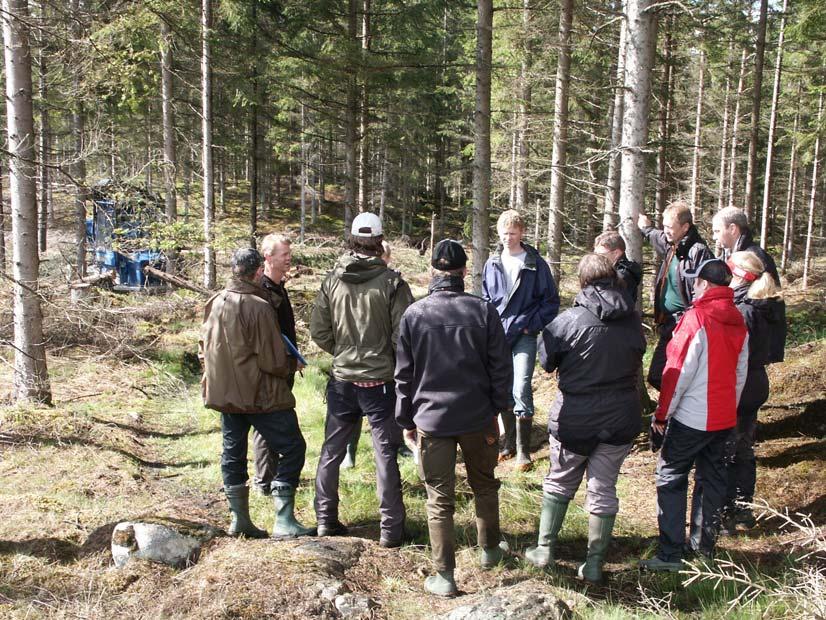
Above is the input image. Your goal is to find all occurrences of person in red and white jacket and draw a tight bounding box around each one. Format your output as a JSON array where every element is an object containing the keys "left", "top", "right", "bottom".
[{"left": 640, "top": 259, "right": 748, "bottom": 572}]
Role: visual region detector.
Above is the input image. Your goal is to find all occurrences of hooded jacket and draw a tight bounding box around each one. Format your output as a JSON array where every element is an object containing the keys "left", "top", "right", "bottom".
[
  {"left": 539, "top": 281, "right": 646, "bottom": 454},
  {"left": 482, "top": 242, "right": 560, "bottom": 343},
  {"left": 310, "top": 252, "right": 414, "bottom": 382},
  {"left": 615, "top": 254, "right": 643, "bottom": 303},
  {"left": 655, "top": 286, "right": 749, "bottom": 432},
  {"left": 394, "top": 274, "right": 512, "bottom": 437},
  {"left": 720, "top": 231, "right": 786, "bottom": 362},
  {"left": 200, "top": 278, "right": 296, "bottom": 413},
  {"left": 642, "top": 224, "right": 713, "bottom": 323}
]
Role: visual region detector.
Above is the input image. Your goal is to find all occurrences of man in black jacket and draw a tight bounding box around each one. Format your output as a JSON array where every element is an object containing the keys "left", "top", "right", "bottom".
[
  {"left": 638, "top": 201, "right": 713, "bottom": 390},
  {"left": 251, "top": 233, "right": 305, "bottom": 496},
  {"left": 594, "top": 230, "right": 642, "bottom": 302},
  {"left": 395, "top": 239, "right": 513, "bottom": 597},
  {"left": 712, "top": 207, "right": 786, "bottom": 363}
]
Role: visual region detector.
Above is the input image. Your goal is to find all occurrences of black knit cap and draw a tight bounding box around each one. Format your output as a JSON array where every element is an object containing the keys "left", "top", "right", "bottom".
[
  {"left": 684, "top": 258, "right": 732, "bottom": 286},
  {"left": 431, "top": 239, "right": 467, "bottom": 271}
]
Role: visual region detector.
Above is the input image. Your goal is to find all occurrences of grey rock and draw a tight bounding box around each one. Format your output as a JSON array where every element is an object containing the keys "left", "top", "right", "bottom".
[
  {"left": 314, "top": 580, "right": 348, "bottom": 602},
  {"left": 294, "top": 539, "right": 365, "bottom": 576},
  {"left": 334, "top": 593, "right": 375, "bottom": 619},
  {"left": 442, "top": 585, "right": 571, "bottom": 620},
  {"left": 111, "top": 521, "right": 212, "bottom": 568}
]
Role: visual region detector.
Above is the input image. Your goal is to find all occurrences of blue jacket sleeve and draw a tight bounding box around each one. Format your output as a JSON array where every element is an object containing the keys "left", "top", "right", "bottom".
[{"left": 526, "top": 257, "right": 560, "bottom": 333}]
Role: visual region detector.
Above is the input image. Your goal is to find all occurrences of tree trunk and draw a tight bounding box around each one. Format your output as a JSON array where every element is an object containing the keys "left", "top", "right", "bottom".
[
  {"left": 300, "top": 103, "right": 307, "bottom": 244},
  {"left": 36, "top": 0, "right": 48, "bottom": 253},
  {"left": 471, "top": 0, "right": 493, "bottom": 294},
  {"left": 717, "top": 43, "right": 733, "bottom": 214},
  {"left": 357, "top": 0, "right": 371, "bottom": 212},
  {"left": 654, "top": 13, "right": 673, "bottom": 224},
  {"left": 781, "top": 87, "right": 800, "bottom": 273},
  {"left": 3, "top": 0, "right": 51, "bottom": 403},
  {"left": 743, "top": 0, "right": 769, "bottom": 218},
  {"left": 759, "top": 0, "right": 788, "bottom": 245},
  {"left": 546, "top": 0, "right": 574, "bottom": 283},
  {"left": 690, "top": 48, "right": 705, "bottom": 217},
  {"left": 603, "top": 5, "right": 626, "bottom": 230},
  {"left": 343, "top": 0, "right": 358, "bottom": 234},
  {"left": 0, "top": 166, "right": 6, "bottom": 274},
  {"left": 727, "top": 47, "right": 748, "bottom": 210},
  {"left": 379, "top": 143, "right": 388, "bottom": 223},
  {"left": 617, "top": 0, "right": 656, "bottom": 264},
  {"left": 201, "top": 0, "right": 215, "bottom": 289},
  {"left": 71, "top": 0, "right": 86, "bottom": 278},
  {"left": 508, "top": 121, "right": 517, "bottom": 209},
  {"left": 515, "top": 0, "right": 531, "bottom": 212},
  {"left": 248, "top": 4, "right": 259, "bottom": 248},
  {"left": 159, "top": 17, "right": 177, "bottom": 272},
  {"left": 802, "top": 91, "right": 823, "bottom": 290}
]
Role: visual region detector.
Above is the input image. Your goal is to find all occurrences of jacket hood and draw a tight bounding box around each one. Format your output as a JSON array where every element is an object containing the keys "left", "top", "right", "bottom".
[
  {"left": 675, "top": 225, "right": 705, "bottom": 259},
  {"left": 224, "top": 277, "right": 270, "bottom": 301},
  {"left": 334, "top": 252, "right": 388, "bottom": 283},
  {"left": 574, "top": 280, "right": 636, "bottom": 321},
  {"left": 693, "top": 285, "right": 743, "bottom": 326},
  {"left": 734, "top": 228, "right": 755, "bottom": 252},
  {"left": 734, "top": 284, "right": 783, "bottom": 323}
]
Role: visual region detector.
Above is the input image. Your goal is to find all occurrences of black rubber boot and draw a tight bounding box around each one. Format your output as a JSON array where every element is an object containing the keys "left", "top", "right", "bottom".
[
  {"left": 499, "top": 412, "right": 516, "bottom": 461},
  {"left": 224, "top": 484, "right": 268, "bottom": 539}
]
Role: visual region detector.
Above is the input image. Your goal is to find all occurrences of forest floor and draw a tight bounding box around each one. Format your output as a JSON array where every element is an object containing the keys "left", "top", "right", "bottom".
[{"left": 0, "top": 196, "right": 824, "bottom": 619}]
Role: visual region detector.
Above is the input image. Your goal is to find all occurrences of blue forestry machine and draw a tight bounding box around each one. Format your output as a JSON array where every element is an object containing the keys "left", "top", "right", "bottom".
[{"left": 85, "top": 179, "right": 166, "bottom": 292}]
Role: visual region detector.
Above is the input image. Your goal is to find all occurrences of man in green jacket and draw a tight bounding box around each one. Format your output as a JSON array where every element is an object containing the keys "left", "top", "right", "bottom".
[
  {"left": 310, "top": 213, "right": 414, "bottom": 547},
  {"left": 200, "top": 248, "right": 314, "bottom": 539}
]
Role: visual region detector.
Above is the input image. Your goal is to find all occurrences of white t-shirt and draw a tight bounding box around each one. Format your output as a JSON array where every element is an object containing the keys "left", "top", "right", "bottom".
[{"left": 501, "top": 250, "right": 526, "bottom": 296}]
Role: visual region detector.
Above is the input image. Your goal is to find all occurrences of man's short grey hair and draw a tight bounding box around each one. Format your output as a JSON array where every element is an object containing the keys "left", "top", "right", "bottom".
[
  {"left": 231, "top": 248, "right": 264, "bottom": 279},
  {"left": 261, "top": 233, "right": 291, "bottom": 257},
  {"left": 714, "top": 206, "right": 749, "bottom": 231}
]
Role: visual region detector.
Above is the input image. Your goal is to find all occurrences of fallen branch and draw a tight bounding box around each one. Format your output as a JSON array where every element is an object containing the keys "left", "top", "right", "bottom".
[{"left": 142, "top": 266, "right": 211, "bottom": 296}]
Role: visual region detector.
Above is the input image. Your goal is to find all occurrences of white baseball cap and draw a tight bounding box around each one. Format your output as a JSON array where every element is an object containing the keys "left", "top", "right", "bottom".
[{"left": 351, "top": 212, "right": 382, "bottom": 237}]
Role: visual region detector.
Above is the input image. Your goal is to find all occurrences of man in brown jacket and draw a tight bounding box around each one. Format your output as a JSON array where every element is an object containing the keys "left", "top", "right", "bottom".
[{"left": 200, "top": 248, "right": 314, "bottom": 539}]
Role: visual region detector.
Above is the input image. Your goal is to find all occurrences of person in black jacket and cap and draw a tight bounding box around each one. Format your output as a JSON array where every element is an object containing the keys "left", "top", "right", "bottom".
[
  {"left": 395, "top": 239, "right": 513, "bottom": 597},
  {"left": 524, "top": 254, "right": 646, "bottom": 584}
]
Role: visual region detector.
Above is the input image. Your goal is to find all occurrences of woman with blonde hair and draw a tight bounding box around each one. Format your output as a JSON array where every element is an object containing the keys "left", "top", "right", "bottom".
[{"left": 690, "top": 250, "right": 783, "bottom": 543}]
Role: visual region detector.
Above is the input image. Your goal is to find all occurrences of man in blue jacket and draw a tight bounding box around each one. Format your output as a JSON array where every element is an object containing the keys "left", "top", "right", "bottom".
[{"left": 483, "top": 210, "right": 560, "bottom": 471}]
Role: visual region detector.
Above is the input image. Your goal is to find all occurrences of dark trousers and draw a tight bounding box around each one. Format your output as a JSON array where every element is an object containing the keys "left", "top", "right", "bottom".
[
  {"left": 728, "top": 369, "right": 769, "bottom": 507},
  {"left": 655, "top": 419, "right": 734, "bottom": 560},
  {"left": 314, "top": 380, "right": 405, "bottom": 542},
  {"left": 419, "top": 426, "right": 501, "bottom": 572},
  {"left": 251, "top": 374, "right": 295, "bottom": 488},
  {"left": 648, "top": 317, "right": 677, "bottom": 391},
  {"left": 220, "top": 410, "right": 306, "bottom": 489}
]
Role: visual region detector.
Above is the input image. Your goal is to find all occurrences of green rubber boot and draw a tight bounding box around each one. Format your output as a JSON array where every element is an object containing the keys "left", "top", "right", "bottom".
[
  {"left": 424, "top": 571, "right": 458, "bottom": 597},
  {"left": 271, "top": 483, "right": 315, "bottom": 539},
  {"left": 525, "top": 493, "right": 569, "bottom": 568},
  {"left": 577, "top": 513, "right": 616, "bottom": 584},
  {"left": 224, "top": 484, "right": 268, "bottom": 539},
  {"left": 480, "top": 540, "right": 510, "bottom": 569}
]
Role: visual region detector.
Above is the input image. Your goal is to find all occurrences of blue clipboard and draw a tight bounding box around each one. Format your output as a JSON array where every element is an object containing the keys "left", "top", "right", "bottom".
[{"left": 282, "top": 335, "right": 308, "bottom": 367}]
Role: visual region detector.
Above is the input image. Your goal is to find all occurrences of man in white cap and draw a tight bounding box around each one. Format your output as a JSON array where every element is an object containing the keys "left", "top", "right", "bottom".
[{"left": 310, "top": 212, "right": 414, "bottom": 547}]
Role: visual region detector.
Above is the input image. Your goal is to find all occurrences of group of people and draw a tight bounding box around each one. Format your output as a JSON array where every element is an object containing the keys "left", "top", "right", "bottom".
[{"left": 199, "top": 200, "right": 784, "bottom": 596}]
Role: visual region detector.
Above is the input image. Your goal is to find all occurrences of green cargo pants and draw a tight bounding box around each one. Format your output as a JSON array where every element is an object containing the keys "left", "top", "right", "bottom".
[{"left": 419, "top": 423, "right": 501, "bottom": 572}]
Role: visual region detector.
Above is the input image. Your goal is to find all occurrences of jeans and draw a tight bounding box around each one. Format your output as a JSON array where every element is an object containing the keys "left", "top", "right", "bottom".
[
  {"left": 314, "top": 380, "right": 405, "bottom": 542},
  {"left": 655, "top": 419, "right": 734, "bottom": 560},
  {"left": 220, "top": 410, "right": 306, "bottom": 489},
  {"left": 418, "top": 425, "right": 501, "bottom": 571},
  {"left": 510, "top": 333, "right": 538, "bottom": 418}
]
